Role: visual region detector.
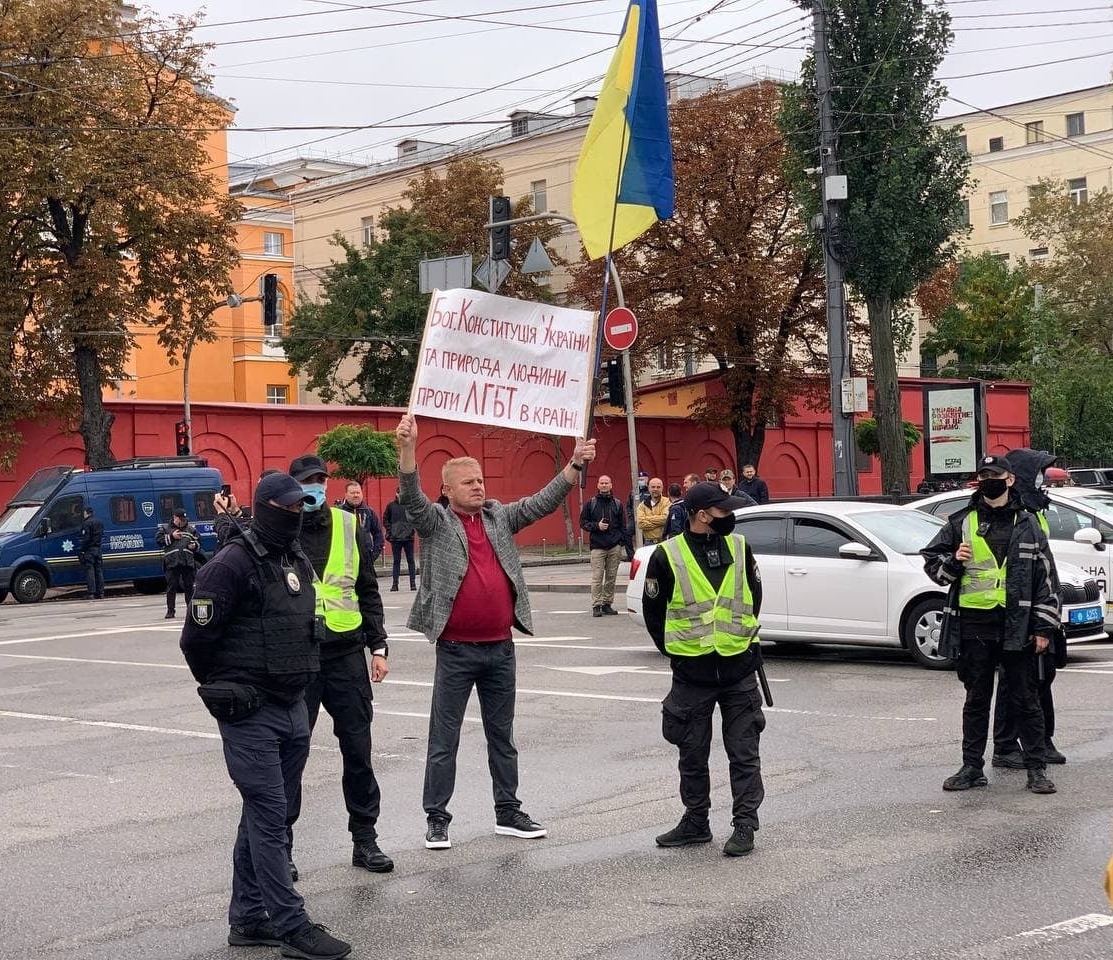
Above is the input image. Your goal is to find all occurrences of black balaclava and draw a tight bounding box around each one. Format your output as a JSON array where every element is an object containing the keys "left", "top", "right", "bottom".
[{"left": 252, "top": 500, "right": 303, "bottom": 550}]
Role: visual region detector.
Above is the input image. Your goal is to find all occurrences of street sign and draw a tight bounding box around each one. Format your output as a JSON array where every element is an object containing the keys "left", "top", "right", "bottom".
[
  {"left": 473, "top": 256, "right": 510, "bottom": 294},
  {"left": 521, "top": 237, "right": 555, "bottom": 275},
  {"left": 603, "top": 306, "right": 638, "bottom": 351},
  {"left": 419, "top": 254, "right": 473, "bottom": 294}
]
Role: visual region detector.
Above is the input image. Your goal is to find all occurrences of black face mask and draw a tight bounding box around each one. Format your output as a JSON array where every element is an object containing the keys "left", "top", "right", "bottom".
[
  {"left": 978, "top": 478, "right": 1008, "bottom": 500},
  {"left": 708, "top": 514, "right": 737, "bottom": 536},
  {"left": 252, "top": 501, "right": 303, "bottom": 549}
]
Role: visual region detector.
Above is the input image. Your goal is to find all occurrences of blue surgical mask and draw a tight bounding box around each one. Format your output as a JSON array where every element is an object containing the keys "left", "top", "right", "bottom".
[{"left": 301, "top": 482, "right": 326, "bottom": 511}]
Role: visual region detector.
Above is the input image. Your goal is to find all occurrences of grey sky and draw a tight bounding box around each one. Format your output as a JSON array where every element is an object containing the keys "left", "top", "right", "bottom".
[{"left": 139, "top": 0, "right": 1113, "bottom": 166}]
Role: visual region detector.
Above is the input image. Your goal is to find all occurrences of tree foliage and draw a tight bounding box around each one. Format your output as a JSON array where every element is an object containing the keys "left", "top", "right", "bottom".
[
  {"left": 781, "top": 0, "right": 970, "bottom": 493},
  {"left": 0, "top": 0, "right": 241, "bottom": 468},
  {"left": 854, "top": 417, "right": 921, "bottom": 457},
  {"left": 286, "top": 158, "right": 565, "bottom": 405},
  {"left": 316, "top": 424, "right": 399, "bottom": 483},
  {"left": 284, "top": 210, "right": 440, "bottom": 404},
  {"left": 567, "top": 82, "right": 826, "bottom": 469},
  {"left": 917, "top": 253, "right": 1035, "bottom": 377}
]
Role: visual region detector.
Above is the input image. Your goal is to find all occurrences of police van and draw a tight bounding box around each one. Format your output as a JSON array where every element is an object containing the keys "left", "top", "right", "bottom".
[{"left": 0, "top": 458, "right": 222, "bottom": 603}]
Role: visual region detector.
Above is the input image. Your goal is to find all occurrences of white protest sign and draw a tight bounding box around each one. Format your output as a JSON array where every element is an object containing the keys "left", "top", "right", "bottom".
[{"left": 408, "top": 288, "right": 598, "bottom": 438}]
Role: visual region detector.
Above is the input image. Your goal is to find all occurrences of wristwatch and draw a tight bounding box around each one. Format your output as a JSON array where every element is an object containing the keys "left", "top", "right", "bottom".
[{"left": 570, "top": 461, "right": 584, "bottom": 471}]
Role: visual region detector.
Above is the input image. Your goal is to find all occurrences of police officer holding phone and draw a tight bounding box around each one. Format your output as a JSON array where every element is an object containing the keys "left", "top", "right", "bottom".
[
  {"left": 921, "top": 455, "right": 1060, "bottom": 796},
  {"left": 180, "top": 472, "right": 352, "bottom": 960}
]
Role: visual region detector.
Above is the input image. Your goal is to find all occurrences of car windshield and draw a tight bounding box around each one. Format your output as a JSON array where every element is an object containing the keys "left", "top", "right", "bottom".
[
  {"left": 850, "top": 509, "right": 945, "bottom": 554},
  {"left": 1070, "top": 493, "right": 1113, "bottom": 526},
  {"left": 0, "top": 505, "right": 40, "bottom": 534}
]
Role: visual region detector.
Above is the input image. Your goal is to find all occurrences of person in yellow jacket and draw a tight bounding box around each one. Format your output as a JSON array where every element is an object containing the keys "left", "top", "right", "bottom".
[
  {"left": 636, "top": 477, "right": 670, "bottom": 544},
  {"left": 641, "top": 482, "right": 766, "bottom": 858}
]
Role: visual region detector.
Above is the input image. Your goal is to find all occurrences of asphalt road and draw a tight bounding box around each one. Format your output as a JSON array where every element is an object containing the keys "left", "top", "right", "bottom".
[{"left": 1, "top": 590, "right": 1112, "bottom": 960}]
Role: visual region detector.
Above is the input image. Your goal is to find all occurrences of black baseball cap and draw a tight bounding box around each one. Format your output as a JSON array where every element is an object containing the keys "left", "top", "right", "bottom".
[
  {"left": 976, "top": 455, "right": 1012, "bottom": 477},
  {"left": 704, "top": 466, "right": 718, "bottom": 474},
  {"left": 256, "top": 472, "right": 316, "bottom": 507},
  {"left": 289, "top": 454, "right": 328, "bottom": 482},
  {"left": 684, "top": 481, "right": 751, "bottom": 513},
  {"left": 172, "top": 508, "right": 187, "bottom": 519}
]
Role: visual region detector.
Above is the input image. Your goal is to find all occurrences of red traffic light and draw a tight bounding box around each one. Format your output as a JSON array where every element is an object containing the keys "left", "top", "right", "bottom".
[{"left": 175, "top": 420, "right": 190, "bottom": 456}]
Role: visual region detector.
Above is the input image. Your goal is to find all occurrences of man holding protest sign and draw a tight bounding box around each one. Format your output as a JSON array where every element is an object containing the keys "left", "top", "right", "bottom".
[{"left": 395, "top": 413, "right": 596, "bottom": 850}]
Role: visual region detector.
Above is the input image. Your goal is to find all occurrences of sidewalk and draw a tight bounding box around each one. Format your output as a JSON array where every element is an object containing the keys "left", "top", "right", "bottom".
[{"left": 518, "top": 552, "right": 633, "bottom": 595}]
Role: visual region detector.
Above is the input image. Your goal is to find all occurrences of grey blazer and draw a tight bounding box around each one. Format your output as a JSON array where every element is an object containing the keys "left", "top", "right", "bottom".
[{"left": 399, "top": 468, "right": 574, "bottom": 642}]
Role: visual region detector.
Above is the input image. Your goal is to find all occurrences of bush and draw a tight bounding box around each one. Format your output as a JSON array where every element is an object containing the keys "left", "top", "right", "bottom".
[{"left": 854, "top": 418, "right": 922, "bottom": 456}]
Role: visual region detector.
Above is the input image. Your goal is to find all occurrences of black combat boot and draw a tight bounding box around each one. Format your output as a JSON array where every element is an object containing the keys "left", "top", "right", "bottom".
[{"left": 655, "top": 813, "right": 712, "bottom": 847}]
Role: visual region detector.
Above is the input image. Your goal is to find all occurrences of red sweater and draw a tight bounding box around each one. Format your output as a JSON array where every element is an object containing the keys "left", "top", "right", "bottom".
[{"left": 440, "top": 510, "right": 514, "bottom": 642}]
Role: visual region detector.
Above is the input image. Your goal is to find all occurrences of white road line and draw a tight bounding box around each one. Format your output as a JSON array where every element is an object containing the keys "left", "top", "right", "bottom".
[
  {"left": 1, "top": 653, "right": 188, "bottom": 669},
  {"left": 1017, "top": 913, "right": 1113, "bottom": 944},
  {"left": 0, "top": 625, "right": 179, "bottom": 646},
  {"left": 1059, "top": 667, "right": 1113, "bottom": 675},
  {"left": 0, "top": 762, "right": 122, "bottom": 783}
]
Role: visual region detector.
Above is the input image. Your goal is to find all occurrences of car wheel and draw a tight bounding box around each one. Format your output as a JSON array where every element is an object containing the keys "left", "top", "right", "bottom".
[
  {"left": 133, "top": 577, "right": 167, "bottom": 595},
  {"left": 902, "top": 597, "right": 955, "bottom": 670},
  {"left": 12, "top": 568, "right": 47, "bottom": 604}
]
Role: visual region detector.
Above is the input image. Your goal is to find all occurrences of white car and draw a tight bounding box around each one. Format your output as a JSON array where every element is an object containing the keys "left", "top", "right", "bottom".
[
  {"left": 625, "top": 501, "right": 1107, "bottom": 671},
  {"left": 913, "top": 487, "right": 1113, "bottom": 632}
]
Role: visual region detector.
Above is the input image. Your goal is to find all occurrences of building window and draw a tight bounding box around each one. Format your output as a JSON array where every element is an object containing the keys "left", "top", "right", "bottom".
[
  {"left": 1068, "top": 176, "right": 1088, "bottom": 205},
  {"left": 1025, "top": 121, "right": 1044, "bottom": 144},
  {"left": 361, "top": 216, "right": 374, "bottom": 247},
  {"left": 1029, "top": 246, "right": 1049, "bottom": 261},
  {"left": 656, "top": 342, "right": 675, "bottom": 370},
  {"left": 956, "top": 133, "right": 967, "bottom": 153},
  {"left": 266, "top": 385, "right": 289, "bottom": 405},
  {"left": 530, "top": 179, "right": 548, "bottom": 213},
  {"left": 991, "top": 252, "right": 1009, "bottom": 265},
  {"left": 510, "top": 116, "right": 529, "bottom": 137},
  {"left": 988, "top": 136, "right": 1004, "bottom": 153},
  {"left": 989, "top": 190, "right": 1009, "bottom": 225},
  {"left": 263, "top": 232, "right": 284, "bottom": 256},
  {"left": 260, "top": 276, "right": 286, "bottom": 337},
  {"left": 960, "top": 199, "right": 970, "bottom": 227},
  {"left": 1066, "top": 112, "right": 1086, "bottom": 137}
]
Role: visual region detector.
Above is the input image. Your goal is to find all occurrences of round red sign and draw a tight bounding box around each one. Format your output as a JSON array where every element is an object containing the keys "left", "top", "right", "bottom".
[{"left": 604, "top": 307, "right": 639, "bottom": 352}]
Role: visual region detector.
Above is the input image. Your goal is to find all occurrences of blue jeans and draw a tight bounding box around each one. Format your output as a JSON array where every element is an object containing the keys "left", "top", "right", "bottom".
[
  {"left": 220, "top": 699, "right": 311, "bottom": 935},
  {"left": 423, "top": 639, "right": 520, "bottom": 822}
]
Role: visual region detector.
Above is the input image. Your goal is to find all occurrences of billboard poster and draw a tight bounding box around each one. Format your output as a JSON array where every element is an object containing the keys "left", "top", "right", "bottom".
[{"left": 923, "top": 385, "right": 984, "bottom": 476}]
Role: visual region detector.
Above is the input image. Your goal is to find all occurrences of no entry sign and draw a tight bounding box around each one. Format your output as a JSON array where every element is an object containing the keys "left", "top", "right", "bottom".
[{"left": 603, "top": 307, "right": 638, "bottom": 351}]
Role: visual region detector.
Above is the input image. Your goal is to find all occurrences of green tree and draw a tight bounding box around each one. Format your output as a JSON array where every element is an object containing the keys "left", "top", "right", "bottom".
[
  {"left": 918, "top": 253, "right": 1035, "bottom": 377},
  {"left": 568, "top": 82, "right": 826, "bottom": 469},
  {"left": 854, "top": 418, "right": 921, "bottom": 457},
  {"left": 781, "top": 0, "right": 970, "bottom": 493},
  {"left": 284, "top": 210, "right": 439, "bottom": 404},
  {"left": 286, "top": 158, "right": 565, "bottom": 404},
  {"left": 316, "top": 425, "right": 399, "bottom": 483},
  {"left": 0, "top": 0, "right": 241, "bottom": 468}
]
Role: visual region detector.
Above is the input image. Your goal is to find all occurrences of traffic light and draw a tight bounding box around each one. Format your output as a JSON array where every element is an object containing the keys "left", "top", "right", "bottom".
[
  {"left": 606, "top": 358, "right": 625, "bottom": 409},
  {"left": 262, "top": 273, "right": 278, "bottom": 327},
  {"left": 490, "top": 195, "right": 511, "bottom": 260},
  {"left": 175, "top": 420, "right": 190, "bottom": 457}
]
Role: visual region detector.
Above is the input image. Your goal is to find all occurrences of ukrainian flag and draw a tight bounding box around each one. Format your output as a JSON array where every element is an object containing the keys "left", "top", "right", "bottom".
[{"left": 572, "top": 0, "right": 674, "bottom": 261}]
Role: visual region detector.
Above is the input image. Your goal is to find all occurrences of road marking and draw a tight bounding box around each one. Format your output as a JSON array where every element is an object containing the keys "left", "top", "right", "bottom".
[
  {"left": 541, "top": 665, "right": 790, "bottom": 681},
  {"left": 0, "top": 625, "right": 179, "bottom": 646},
  {"left": 0, "top": 762, "right": 122, "bottom": 783},
  {"left": 1017, "top": 913, "right": 1113, "bottom": 944},
  {"left": 1, "top": 653, "right": 188, "bottom": 669},
  {"left": 1059, "top": 667, "right": 1113, "bottom": 675}
]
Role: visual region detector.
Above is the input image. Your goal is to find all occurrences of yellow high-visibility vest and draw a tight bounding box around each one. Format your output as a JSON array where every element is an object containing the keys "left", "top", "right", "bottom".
[
  {"left": 314, "top": 507, "right": 362, "bottom": 633},
  {"left": 660, "top": 534, "right": 759, "bottom": 657},
  {"left": 959, "top": 513, "right": 1011, "bottom": 610}
]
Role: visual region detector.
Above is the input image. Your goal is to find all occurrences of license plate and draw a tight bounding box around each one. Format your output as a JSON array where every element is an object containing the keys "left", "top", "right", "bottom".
[{"left": 1069, "top": 605, "right": 1103, "bottom": 625}]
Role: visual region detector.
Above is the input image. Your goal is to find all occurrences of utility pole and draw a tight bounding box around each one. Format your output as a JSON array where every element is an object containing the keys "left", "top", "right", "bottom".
[{"left": 813, "top": 0, "right": 858, "bottom": 496}]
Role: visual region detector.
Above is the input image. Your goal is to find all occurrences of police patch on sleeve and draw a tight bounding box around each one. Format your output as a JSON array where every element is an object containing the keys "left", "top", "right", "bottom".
[
  {"left": 645, "top": 578, "right": 659, "bottom": 599},
  {"left": 190, "top": 597, "right": 214, "bottom": 626}
]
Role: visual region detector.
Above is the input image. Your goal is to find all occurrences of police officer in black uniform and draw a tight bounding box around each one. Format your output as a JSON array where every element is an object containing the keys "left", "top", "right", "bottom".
[
  {"left": 921, "top": 454, "right": 1060, "bottom": 796},
  {"left": 180, "top": 473, "right": 352, "bottom": 960},
  {"left": 77, "top": 506, "right": 105, "bottom": 599},
  {"left": 641, "top": 482, "right": 766, "bottom": 858},
  {"left": 158, "top": 508, "right": 199, "bottom": 619},
  {"left": 284, "top": 454, "right": 392, "bottom": 877}
]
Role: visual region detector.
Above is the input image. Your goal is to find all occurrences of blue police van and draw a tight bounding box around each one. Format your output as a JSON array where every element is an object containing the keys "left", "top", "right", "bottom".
[{"left": 0, "top": 457, "right": 222, "bottom": 603}]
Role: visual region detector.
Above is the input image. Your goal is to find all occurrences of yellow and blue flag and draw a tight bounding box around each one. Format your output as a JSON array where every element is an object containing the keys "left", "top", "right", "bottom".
[{"left": 572, "top": 0, "right": 674, "bottom": 261}]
